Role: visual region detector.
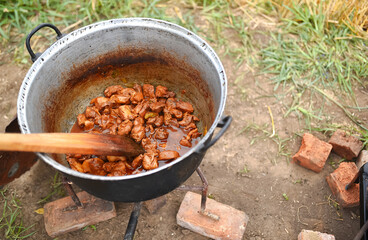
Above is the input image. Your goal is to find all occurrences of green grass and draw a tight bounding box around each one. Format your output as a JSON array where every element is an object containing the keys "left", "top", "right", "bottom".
[
  {"left": 37, "top": 171, "right": 65, "bottom": 204},
  {"left": 0, "top": 188, "right": 36, "bottom": 239}
]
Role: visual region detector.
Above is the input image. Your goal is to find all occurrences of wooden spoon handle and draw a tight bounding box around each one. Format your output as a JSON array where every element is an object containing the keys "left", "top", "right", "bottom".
[{"left": 0, "top": 133, "right": 144, "bottom": 157}]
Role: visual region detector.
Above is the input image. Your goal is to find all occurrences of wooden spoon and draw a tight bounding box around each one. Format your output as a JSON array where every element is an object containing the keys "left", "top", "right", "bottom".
[{"left": 0, "top": 133, "right": 145, "bottom": 158}]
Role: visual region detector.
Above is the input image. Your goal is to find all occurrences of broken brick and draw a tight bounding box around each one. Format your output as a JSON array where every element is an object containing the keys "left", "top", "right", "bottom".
[
  {"left": 292, "top": 133, "right": 332, "bottom": 173},
  {"left": 177, "top": 191, "right": 248, "bottom": 240},
  {"left": 328, "top": 129, "right": 363, "bottom": 160},
  {"left": 44, "top": 191, "right": 116, "bottom": 237},
  {"left": 326, "top": 162, "right": 359, "bottom": 207},
  {"left": 356, "top": 150, "right": 368, "bottom": 169},
  {"left": 298, "top": 229, "right": 335, "bottom": 240},
  {"left": 144, "top": 195, "right": 167, "bottom": 214}
]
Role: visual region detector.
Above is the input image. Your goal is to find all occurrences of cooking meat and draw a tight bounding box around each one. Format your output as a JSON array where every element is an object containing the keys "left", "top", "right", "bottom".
[
  {"left": 158, "top": 150, "right": 179, "bottom": 160},
  {"left": 143, "top": 84, "right": 155, "bottom": 98},
  {"left": 104, "top": 85, "right": 124, "bottom": 97},
  {"left": 82, "top": 158, "right": 106, "bottom": 176},
  {"left": 67, "top": 83, "right": 202, "bottom": 177},
  {"left": 142, "top": 153, "right": 158, "bottom": 170},
  {"left": 118, "top": 120, "right": 133, "bottom": 135},
  {"left": 176, "top": 101, "right": 194, "bottom": 113}
]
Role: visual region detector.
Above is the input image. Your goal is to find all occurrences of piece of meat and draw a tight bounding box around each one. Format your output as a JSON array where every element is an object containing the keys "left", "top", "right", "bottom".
[
  {"left": 133, "top": 83, "right": 143, "bottom": 93},
  {"left": 131, "top": 91, "right": 143, "bottom": 104},
  {"left": 121, "top": 88, "right": 136, "bottom": 97},
  {"left": 134, "top": 100, "right": 150, "bottom": 117},
  {"left": 169, "top": 118, "right": 179, "bottom": 127},
  {"left": 118, "top": 120, "right": 133, "bottom": 135},
  {"left": 184, "top": 122, "right": 197, "bottom": 130},
  {"left": 67, "top": 158, "right": 84, "bottom": 172},
  {"left": 103, "top": 162, "right": 116, "bottom": 172},
  {"left": 84, "top": 120, "right": 94, "bottom": 130},
  {"left": 155, "top": 85, "right": 168, "bottom": 97},
  {"left": 143, "top": 84, "right": 155, "bottom": 98},
  {"left": 150, "top": 102, "right": 166, "bottom": 113},
  {"left": 134, "top": 116, "right": 145, "bottom": 126},
  {"left": 82, "top": 158, "right": 106, "bottom": 176},
  {"left": 131, "top": 125, "right": 145, "bottom": 142},
  {"left": 178, "top": 112, "right": 193, "bottom": 126},
  {"left": 99, "top": 114, "right": 116, "bottom": 129},
  {"left": 106, "top": 156, "right": 127, "bottom": 162},
  {"left": 90, "top": 96, "right": 111, "bottom": 111},
  {"left": 77, "top": 113, "right": 87, "bottom": 127},
  {"left": 146, "top": 115, "right": 158, "bottom": 125},
  {"left": 163, "top": 109, "right": 172, "bottom": 125},
  {"left": 85, "top": 106, "right": 100, "bottom": 118},
  {"left": 132, "top": 154, "right": 143, "bottom": 169},
  {"left": 142, "top": 153, "right": 159, "bottom": 170},
  {"left": 110, "top": 161, "right": 127, "bottom": 175},
  {"left": 180, "top": 137, "right": 192, "bottom": 148},
  {"left": 154, "top": 116, "right": 164, "bottom": 127},
  {"left": 188, "top": 128, "right": 202, "bottom": 139},
  {"left": 109, "top": 123, "right": 118, "bottom": 135},
  {"left": 166, "top": 98, "right": 176, "bottom": 108},
  {"left": 176, "top": 101, "right": 194, "bottom": 113},
  {"left": 154, "top": 127, "right": 169, "bottom": 140},
  {"left": 158, "top": 150, "right": 180, "bottom": 160},
  {"left": 169, "top": 108, "right": 183, "bottom": 119},
  {"left": 118, "top": 105, "right": 136, "bottom": 120},
  {"left": 144, "top": 141, "right": 158, "bottom": 152},
  {"left": 110, "top": 94, "right": 131, "bottom": 104},
  {"left": 104, "top": 85, "right": 124, "bottom": 97}
]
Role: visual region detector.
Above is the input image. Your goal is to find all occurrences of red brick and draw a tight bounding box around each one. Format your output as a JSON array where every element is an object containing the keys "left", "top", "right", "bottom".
[
  {"left": 292, "top": 133, "right": 332, "bottom": 173},
  {"left": 177, "top": 191, "right": 248, "bottom": 240},
  {"left": 326, "top": 162, "right": 359, "bottom": 207},
  {"left": 328, "top": 129, "right": 363, "bottom": 160},
  {"left": 44, "top": 191, "right": 116, "bottom": 238},
  {"left": 144, "top": 195, "right": 167, "bottom": 214},
  {"left": 356, "top": 150, "right": 368, "bottom": 169},
  {"left": 298, "top": 229, "right": 335, "bottom": 240}
]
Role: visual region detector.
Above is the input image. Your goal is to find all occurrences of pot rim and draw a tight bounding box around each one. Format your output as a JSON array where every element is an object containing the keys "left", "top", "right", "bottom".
[{"left": 17, "top": 17, "right": 227, "bottom": 181}]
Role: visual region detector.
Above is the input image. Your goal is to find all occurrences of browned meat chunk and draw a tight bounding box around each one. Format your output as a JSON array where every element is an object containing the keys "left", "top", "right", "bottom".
[
  {"left": 158, "top": 150, "right": 180, "bottom": 160},
  {"left": 143, "top": 84, "right": 155, "bottom": 98},
  {"left": 104, "top": 161, "right": 127, "bottom": 176},
  {"left": 155, "top": 85, "right": 175, "bottom": 98},
  {"left": 184, "top": 122, "right": 197, "bottom": 130},
  {"left": 131, "top": 125, "right": 145, "bottom": 142},
  {"left": 109, "top": 124, "right": 118, "bottom": 135},
  {"left": 150, "top": 102, "right": 165, "bottom": 113},
  {"left": 118, "top": 120, "right": 133, "bottom": 135},
  {"left": 110, "top": 94, "right": 131, "bottom": 104},
  {"left": 134, "top": 116, "right": 145, "bottom": 126},
  {"left": 188, "top": 128, "right": 202, "bottom": 139},
  {"left": 132, "top": 154, "right": 143, "bottom": 168},
  {"left": 104, "top": 85, "right": 124, "bottom": 97},
  {"left": 133, "top": 83, "right": 143, "bottom": 93},
  {"left": 85, "top": 106, "right": 100, "bottom": 118},
  {"left": 134, "top": 100, "right": 150, "bottom": 117},
  {"left": 154, "top": 116, "right": 164, "bottom": 127},
  {"left": 131, "top": 91, "right": 144, "bottom": 104},
  {"left": 154, "top": 128, "right": 169, "bottom": 140},
  {"left": 146, "top": 115, "right": 158, "bottom": 125},
  {"left": 90, "top": 97, "right": 111, "bottom": 111},
  {"left": 169, "top": 108, "right": 183, "bottom": 119},
  {"left": 178, "top": 112, "right": 193, "bottom": 126},
  {"left": 82, "top": 158, "right": 106, "bottom": 176},
  {"left": 180, "top": 137, "right": 192, "bottom": 148},
  {"left": 67, "top": 158, "right": 84, "bottom": 172},
  {"left": 106, "top": 156, "right": 127, "bottom": 162},
  {"left": 176, "top": 101, "right": 194, "bottom": 113},
  {"left": 118, "top": 105, "right": 136, "bottom": 120},
  {"left": 77, "top": 113, "right": 87, "bottom": 127},
  {"left": 142, "top": 153, "right": 158, "bottom": 170},
  {"left": 121, "top": 88, "right": 136, "bottom": 97},
  {"left": 166, "top": 98, "right": 176, "bottom": 108},
  {"left": 84, "top": 120, "right": 94, "bottom": 130}
]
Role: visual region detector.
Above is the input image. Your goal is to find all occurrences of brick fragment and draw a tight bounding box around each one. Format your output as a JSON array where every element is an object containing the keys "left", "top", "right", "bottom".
[
  {"left": 144, "top": 195, "right": 167, "bottom": 214},
  {"left": 356, "top": 150, "right": 368, "bottom": 169},
  {"left": 292, "top": 133, "right": 332, "bottom": 173},
  {"left": 298, "top": 229, "right": 335, "bottom": 240},
  {"left": 44, "top": 191, "right": 116, "bottom": 237},
  {"left": 328, "top": 129, "right": 363, "bottom": 160},
  {"left": 326, "top": 162, "right": 359, "bottom": 207},
  {"left": 177, "top": 191, "right": 248, "bottom": 240}
]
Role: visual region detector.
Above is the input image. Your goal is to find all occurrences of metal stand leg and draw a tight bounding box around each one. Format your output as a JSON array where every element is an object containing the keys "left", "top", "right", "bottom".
[
  {"left": 178, "top": 167, "right": 220, "bottom": 221},
  {"left": 62, "top": 175, "right": 83, "bottom": 208},
  {"left": 124, "top": 202, "right": 143, "bottom": 240}
]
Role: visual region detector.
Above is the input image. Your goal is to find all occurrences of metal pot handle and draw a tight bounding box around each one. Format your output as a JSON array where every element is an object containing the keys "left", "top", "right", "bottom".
[
  {"left": 26, "top": 23, "right": 64, "bottom": 62},
  {"left": 197, "top": 115, "right": 232, "bottom": 153}
]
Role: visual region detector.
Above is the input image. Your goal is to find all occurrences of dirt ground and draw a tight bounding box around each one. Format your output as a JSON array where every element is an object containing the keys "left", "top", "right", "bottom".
[{"left": 0, "top": 34, "right": 367, "bottom": 240}]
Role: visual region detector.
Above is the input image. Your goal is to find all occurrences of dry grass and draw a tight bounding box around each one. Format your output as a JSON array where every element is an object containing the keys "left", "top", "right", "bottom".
[{"left": 273, "top": 0, "right": 368, "bottom": 37}]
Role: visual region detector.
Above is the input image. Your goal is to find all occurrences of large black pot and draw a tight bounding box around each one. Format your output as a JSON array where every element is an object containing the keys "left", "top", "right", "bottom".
[{"left": 18, "top": 18, "right": 230, "bottom": 202}]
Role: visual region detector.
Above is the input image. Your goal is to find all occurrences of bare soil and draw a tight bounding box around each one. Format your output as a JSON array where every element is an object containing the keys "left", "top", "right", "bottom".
[{"left": 0, "top": 38, "right": 367, "bottom": 240}]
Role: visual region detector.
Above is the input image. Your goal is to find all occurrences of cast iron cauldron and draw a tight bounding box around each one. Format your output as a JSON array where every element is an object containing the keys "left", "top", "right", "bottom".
[{"left": 18, "top": 18, "right": 231, "bottom": 202}]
